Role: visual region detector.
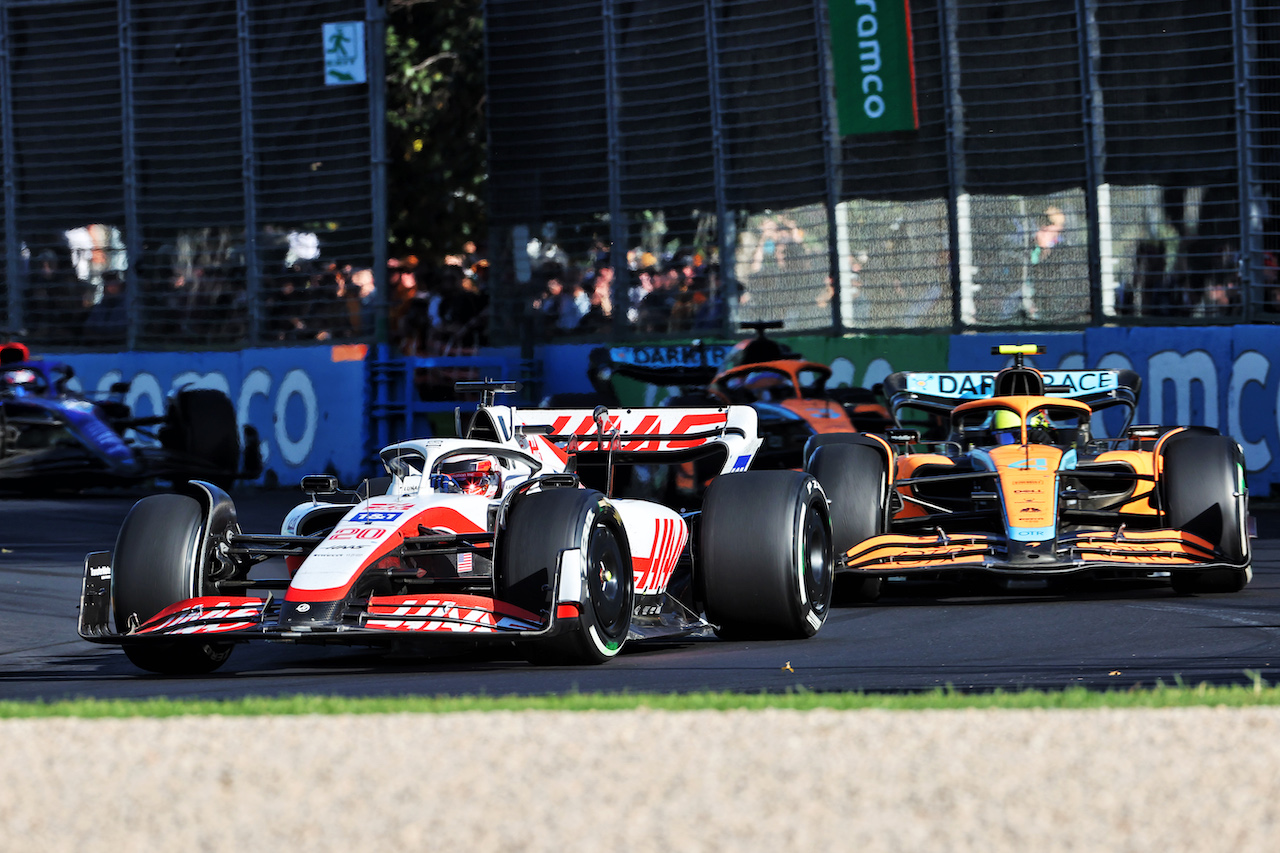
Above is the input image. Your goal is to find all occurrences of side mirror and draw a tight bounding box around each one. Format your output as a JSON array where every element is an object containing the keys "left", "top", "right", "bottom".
[
  {"left": 300, "top": 474, "right": 339, "bottom": 496},
  {"left": 886, "top": 428, "right": 920, "bottom": 445}
]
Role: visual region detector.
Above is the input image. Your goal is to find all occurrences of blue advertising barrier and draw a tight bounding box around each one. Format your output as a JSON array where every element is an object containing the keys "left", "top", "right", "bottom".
[
  {"left": 539, "top": 328, "right": 1280, "bottom": 493},
  {"left": 43, "top": 326, "right": 1280, "bottom": 494},
  {"left": 366, "top": 345, "right": 536, "bottom": 454},
  {"left": 949, "top": 328, "right": 1280, "bottom": 494},
  {"left": 48, "top": 345, "right": 369, "bottom": 484}
]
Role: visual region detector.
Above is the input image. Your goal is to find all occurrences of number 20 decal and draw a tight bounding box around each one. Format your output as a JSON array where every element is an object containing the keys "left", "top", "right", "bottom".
[{"left": 330, "top": 527, "right": 387, "bottom": 541}]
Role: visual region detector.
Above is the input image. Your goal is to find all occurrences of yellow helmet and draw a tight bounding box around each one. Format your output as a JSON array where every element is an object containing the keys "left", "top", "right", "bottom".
[{"left": 993, "top": 409, "right": 1021, "bottom": 431}]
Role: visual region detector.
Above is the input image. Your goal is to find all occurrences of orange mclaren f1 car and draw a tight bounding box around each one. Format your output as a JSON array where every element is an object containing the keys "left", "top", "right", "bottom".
[
  {"left": 579, "top": 322, "right": 892, "bottom": 470},
  {"left": 804, "top": 345, "right": 1252, "bottom": 600}
]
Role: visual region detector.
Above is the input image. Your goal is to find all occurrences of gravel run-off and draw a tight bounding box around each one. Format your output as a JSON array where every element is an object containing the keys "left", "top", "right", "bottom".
[{"left": 4, "top": 707, "right": 1278, "bottom": 853}]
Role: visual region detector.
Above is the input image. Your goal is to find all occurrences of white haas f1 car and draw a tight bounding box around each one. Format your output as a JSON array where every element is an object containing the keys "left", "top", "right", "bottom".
[{"left": 79, "top": 382, "right": 835, "bottom": 674}]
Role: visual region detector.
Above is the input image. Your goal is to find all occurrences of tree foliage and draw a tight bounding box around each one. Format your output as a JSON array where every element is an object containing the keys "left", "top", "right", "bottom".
[{"left": 385, "top": 0, "right": 486, "bottom": 262}]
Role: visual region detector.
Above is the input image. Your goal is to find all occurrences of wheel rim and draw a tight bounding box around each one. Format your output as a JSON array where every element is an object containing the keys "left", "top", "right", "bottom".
[
  {"left": 801, "top": 501, "right": 831, "bottom": 615},
  {"left": 586, "top": 522, "right": 629, "bottom": 643}
]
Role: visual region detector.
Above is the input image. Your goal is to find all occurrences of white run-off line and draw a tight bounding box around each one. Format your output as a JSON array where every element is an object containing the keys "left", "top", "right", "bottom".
[
  {"left": 3, "top": 707, "right": 1280, "bottom": 853},
  {"left": 1126, "top": 601, "right": 1280, "bottom": 629}
]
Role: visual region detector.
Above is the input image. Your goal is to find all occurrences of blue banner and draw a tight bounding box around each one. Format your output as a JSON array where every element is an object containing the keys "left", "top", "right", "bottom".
[{"left": 48, "top": 345, "right": 368, "bottom": 484}]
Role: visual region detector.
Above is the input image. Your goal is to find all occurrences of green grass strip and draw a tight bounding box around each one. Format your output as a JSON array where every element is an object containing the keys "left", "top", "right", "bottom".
[{"left": 6, "top": 676, "right": 1280, "bottom": 718}]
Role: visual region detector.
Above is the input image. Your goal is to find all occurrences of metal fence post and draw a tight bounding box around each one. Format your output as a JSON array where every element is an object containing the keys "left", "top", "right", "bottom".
[
  {"left": 1075, "top": 0, "right": 1104, "bottom": 323},
  {"left": 706, "top": 0, "right": 735, "bottom": 338},
  {"left": 814, "top": 0, "right": 844, "bottom": 334},
  {"left": 939, "top": 0, "right": 967, "bottom": 330},
  {"left": 236, "top": 0, "right": 260, "bottom": 345},
  {"left": 368, "top": 0, "right": 388, "bottom": 343},
  {"left": 0, "top": 0, "right": 21, "bottom": 332},
  {"left": 603, "top": 0, "right": 628, "bottom": 335},
  {"left": 1233, "top": 0, "right": 1257, "bottom": 319},
  {"left": 119, "top": 0, "right": 140, "bottom": 351}
]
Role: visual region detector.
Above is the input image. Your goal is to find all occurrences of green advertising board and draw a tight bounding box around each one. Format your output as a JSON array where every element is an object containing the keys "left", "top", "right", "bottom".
[{"left": 828, "top": 0, "right": 919, "bottom": 136}]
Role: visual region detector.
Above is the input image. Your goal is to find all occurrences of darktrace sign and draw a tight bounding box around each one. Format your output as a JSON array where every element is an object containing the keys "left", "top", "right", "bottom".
[{"left": 608, "top": 345, "right": 731, "bottom": 369}]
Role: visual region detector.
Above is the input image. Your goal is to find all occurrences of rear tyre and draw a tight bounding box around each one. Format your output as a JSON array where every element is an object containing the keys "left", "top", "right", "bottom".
[
  {"left": 700, "top": 470, "right": 833, "bottom": 639},
  {"left": 160, "top": 389, "right": 240, "bottom": 487},
  {"left": 113, "top": 494, "right": 233, "bottom": 674},
  {"left": 497, "top": 488, "right": 633, "bottom": 664},
  {"left": 1162, "top": 434, "right": 1250, "bottom": 594},
  {"left": 805, "top": 442, "right": 889, "bottom": 603}
]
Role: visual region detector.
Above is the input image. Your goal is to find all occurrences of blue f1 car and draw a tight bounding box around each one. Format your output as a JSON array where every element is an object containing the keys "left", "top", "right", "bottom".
[{"left": 0, "top": 340, "right": 255, "bottom": 491}]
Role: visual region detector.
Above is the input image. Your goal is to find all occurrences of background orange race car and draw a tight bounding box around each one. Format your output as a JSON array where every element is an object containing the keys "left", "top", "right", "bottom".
[
  {"left": 577, "top": 322, "right": 892, "bottom": 471},
  {"left": 803, "top": 344, "right": 1252, "bottom": 602}
]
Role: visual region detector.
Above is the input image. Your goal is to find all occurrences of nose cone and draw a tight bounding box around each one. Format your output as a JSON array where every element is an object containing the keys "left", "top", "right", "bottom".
[
  {"left": 276, "top": 598, "right": 347, "bottom": 631},
  {"left": 988, "top": 444, "right": 1064, "bottom": 543}
]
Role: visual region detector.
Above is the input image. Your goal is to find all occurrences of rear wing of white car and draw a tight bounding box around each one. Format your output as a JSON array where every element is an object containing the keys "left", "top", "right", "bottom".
[{"left": 493, "top": 404, "right": 762, "bottom": 476}]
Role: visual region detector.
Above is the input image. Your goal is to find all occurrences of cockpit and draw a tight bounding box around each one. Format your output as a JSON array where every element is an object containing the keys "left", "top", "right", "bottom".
[
  {"left": 380, "top": 442, "right": 539, "bottom": 499},
  {"left": 951, "top": 400, "right": 1090, "bottom": 449}
]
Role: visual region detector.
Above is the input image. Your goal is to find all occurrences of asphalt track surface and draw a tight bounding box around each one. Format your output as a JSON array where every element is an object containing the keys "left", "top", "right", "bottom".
[{"left": 3, "top": 488, "right": 1279, "bottom": 702}]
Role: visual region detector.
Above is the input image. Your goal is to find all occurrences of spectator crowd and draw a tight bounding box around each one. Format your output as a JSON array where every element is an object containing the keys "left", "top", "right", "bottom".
[
  {"left": 14, "top": 209, "right": 1280, "bottom": 355},
  {"left": 16, "top": 230, "right": 492, "bottom": 353},
  {"left": 527, "top": 241, "right": 728, "bottom": 338}
]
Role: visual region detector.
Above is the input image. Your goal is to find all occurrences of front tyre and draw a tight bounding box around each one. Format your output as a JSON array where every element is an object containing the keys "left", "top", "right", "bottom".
[
  {"left": 805, "top": 441, "right": 889, "bottom": 603},
  {"left": 160, "top": 389, "right": 240, "bottom": 488},
  {"left": 700, "top": 470, "right": 833, "bottom": 639},
  {"left": 1162, "top": 434, "right": 1251, "bottom": 594},
  {"left": 497, "top": 488, "right": 633, "bottom": 664},
  {"left": 113, "top": 494, "right": 233, "bottom": 674}
]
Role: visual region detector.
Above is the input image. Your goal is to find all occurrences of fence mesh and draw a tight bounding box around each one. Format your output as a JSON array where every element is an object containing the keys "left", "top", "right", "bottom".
[
  {"left": 3, "top": 1, "right": 1279, "bottom": 352},
  {"left": 484, "top": 0, "right": 1280, "bottom": 346},
  {"left": 0, "top": 0, "right": 378, "bottom": 350}
]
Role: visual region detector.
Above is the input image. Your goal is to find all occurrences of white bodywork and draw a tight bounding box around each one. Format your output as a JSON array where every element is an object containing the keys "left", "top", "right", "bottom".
[{"left": 276, "top": 405, "right": 758, "bottom": 626}]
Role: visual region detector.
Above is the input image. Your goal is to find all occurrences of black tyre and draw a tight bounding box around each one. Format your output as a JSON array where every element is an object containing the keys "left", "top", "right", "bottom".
[
  {"left": 1162, "top": 434, "right": 1251, "bottom": 594},
  {"left": 700, "top": 470, "right": 833, "bottom": 638},
  {"left": 805, "top": 441, "right": 889, "bottom": 602},
  {"left": 161, "top": 389, "right": 240, "bottom": 486},
  {"left": 496, "top": 488, "right": 633, "bottom": 664},
  {"left": 113, "top": 494, "right": 233, "bottom": 674}
]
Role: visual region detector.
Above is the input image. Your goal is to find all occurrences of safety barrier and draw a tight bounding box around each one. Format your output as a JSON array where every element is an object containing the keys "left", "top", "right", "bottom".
[{"left": 366, "top": 346, "right": 539, "bottom": 459}]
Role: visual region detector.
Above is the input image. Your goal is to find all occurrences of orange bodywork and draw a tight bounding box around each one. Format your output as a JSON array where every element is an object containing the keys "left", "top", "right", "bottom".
[
  {"left": 894, "top": 453, "right": 956, "bottom": 520},
  {"left": 709, "top": 359, "right": 887, "bottom": 435},
  {"left": 986, "top": 443, "right": 1064, "bottom": 538},
  {"left": 1087, "top": 449, "right": 1158, "bottom": 516},
  {"left": 843, "top": 397, "right": 1235, "bottom": 578}
]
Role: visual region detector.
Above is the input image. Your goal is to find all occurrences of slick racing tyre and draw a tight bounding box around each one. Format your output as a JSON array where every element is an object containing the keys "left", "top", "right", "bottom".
[
  {"left": 1162, "top": 434, "right": 1251, "bottom": 594},
  {"left": 497, "top": 487, "right": 633, "bottom": 664},
  {"left": 160, "top": 389, "right": 240, "bottom": 487},
  {"left": 699, "top": 470, "right": 833, "bottom": 639},
  {"left": 113, "top": 493, "right": 233, "bottom": 674},
  {"left": 805, "top": 440, "right": 889, "bottom": 603}
]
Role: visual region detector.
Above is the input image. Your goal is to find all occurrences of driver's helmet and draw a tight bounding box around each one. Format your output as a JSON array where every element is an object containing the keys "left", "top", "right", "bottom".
[
  {"left": 1027, "top": 410, "right": 1056, "bottom": 443},
  {"left": 2, "top": 367, "right": 38, "bottom": 395},
  {"left": 0, "top": 342, "right": 30, "bottom": 366},
  {"left": 993, "top": 408, "right": 1022, "bottom": 444},
  {"left": 431, "top": 455, "right": 502, "bottom": 498}
]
